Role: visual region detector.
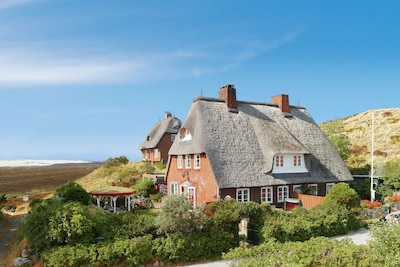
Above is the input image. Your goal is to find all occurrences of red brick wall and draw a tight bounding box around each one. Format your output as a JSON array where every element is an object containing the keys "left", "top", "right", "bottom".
[{"left": 166, "top": 153, "right": 219, "bottom": 206}]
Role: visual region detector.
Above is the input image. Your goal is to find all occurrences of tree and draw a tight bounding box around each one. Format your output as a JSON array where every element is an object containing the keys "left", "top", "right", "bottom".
[
  {"left": 54, "top": 181, "right": 90, "bottom": 205},
  {"left": 323, "top": 183, "right": 360, "bottom": 212},
  {"left": 320, "top": 120, "right": 352, "bottom": 161}
]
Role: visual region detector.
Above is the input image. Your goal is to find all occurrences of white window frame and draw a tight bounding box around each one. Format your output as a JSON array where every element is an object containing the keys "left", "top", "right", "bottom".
[
  {"left": 326, "top": 183, "right": 335, "bottom": 194},
  {"left": 261, "top": 187, "right": 273, "bottom": 204},
  {"left": 294, "top": 154, "right": 301, "bottom": 167},
  {"left": 277, "top": 186, "right": 289, "bottom": 203},
  {"left": 275, "top": 155, "right": 284, "bottom": 167},
  {"left": 154, "top": 148, "right": 159, "bottom": 158},
  {"left": 236, "top": 188, "right": 250, "bottom": 202},
  {"left": 185, "top": 154, "right": 191, "bottom": 169},
  {"left": 293, "top": 185, "right": 302, "bottom": 193},
  {"left": 171, "top": 134, "right": 176, "bottom": 141},
  {"left": 177, "top": 155, "right": 183, "bottom": 169},
  {"left": 170, "top": 182, "right": 178, "bottom": 195},
  {"left": 194, "top": 154, "right": 200, "bottom": 169}
]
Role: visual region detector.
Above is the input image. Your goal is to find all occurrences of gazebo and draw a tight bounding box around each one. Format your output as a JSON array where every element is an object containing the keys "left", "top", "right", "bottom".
[{"left": 90, "top": 184, "right": 136, "bottom": 212}]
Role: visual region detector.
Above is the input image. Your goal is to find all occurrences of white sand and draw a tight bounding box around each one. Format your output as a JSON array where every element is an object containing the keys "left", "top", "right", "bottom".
[{"left": 0, "top": 160, "right": 92, "bottom": 167}]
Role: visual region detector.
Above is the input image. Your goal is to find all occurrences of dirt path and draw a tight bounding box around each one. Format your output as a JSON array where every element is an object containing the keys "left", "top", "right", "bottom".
[{"left": 0, "top": 214, "right": 25, "bottom": 267}]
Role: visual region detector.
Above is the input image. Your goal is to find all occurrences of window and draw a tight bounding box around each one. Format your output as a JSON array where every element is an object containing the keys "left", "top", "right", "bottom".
[
  {"left": 177, "top": 155, "right": 183, "bottom": 169},
  {"left": 182, "top": 129, "right": 192, "bottom": 141},
  {"left": 294, "top": 155, "right": 301, "bottom": 166},
  {"left": 185, "top": 155, "right": 191, "bottom": 169},
  {"left": 326, "top": 183, "right": 335, "bottom": 194},
  {"left": 237, "top": 188, "right": 250, "bottom": 202},
  {"left": 293, "top": 185, "right": 302, "bottom": 193},
  {"left": 171, "top": 134, "right": 176, "bottom": 141},
  {"left": 308, "top": 184, "right": 318, "bottom": 195},
  {"left": 261, "top": 187, "right": 273, "bottom": 204},
  {"left": 170, "top": 182, "right": 178, "bottom": 195},
  {"left": 194, "top": 154, "right": 200, "bottom": 169},
  {"left": 154, "top": 149, "right": 159, "bottom": 158},
  {"left": 275, "top": 155, "right": 284, "bottom": 167},
  {"left": 277, "top": 186, "right": 289, "bottom": 203}
]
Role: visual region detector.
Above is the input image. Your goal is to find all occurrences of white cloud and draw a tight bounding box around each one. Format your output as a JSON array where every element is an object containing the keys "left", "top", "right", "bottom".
[
  {"left": 0, "top": 0, "right": 38, "bottom": 10},
  {"left": 0, "top": 44, "right": 207, "bottom": 85}
]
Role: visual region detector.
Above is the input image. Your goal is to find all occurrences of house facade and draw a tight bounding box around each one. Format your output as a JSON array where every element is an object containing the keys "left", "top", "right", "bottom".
[
  {"left": 140, "top": 112, "right": 182, "bottom": 164},
  {"left": 165, "top": 85, "right": 353, "bottom": 208}
]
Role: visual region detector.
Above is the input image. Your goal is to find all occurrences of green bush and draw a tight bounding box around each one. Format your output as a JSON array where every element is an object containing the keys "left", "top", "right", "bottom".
[
  {"left": 368, "top": 223, "right": 400, "bottom": 266},
  {"left": 22, "top": 199, "right": 60, "bottom": 253},
  {"left": 155, "top": 195, "right": 206, "bottom": 235},
  {"left": 41, "top": 235, "right": 153, "bottom": 267},
  {"left": 135, "top": 177, "right": 157, "bottom": 197},
  {"left": 112, "top": 212, "right": 157, "bottom": 239},
  {"left": 323, "top": 182, "right": 361, "bottom": 212},
  {"left": 54, "top": 181, "right": 90, "bottom": 205},
  {"left": 261, "top": 203, "right": 362, "bottom": 243},
  {"left": 154, "top": 231, "right": 234, "bottom": 263},
  {"left": 104, "top": 155, "right": 129, "bottom": 168},
  {"left": 48, "top": 202, "right": 95, "bottom": 246},
  {"left": 224, "top": 237, "right": 375, "bottom": 267}
]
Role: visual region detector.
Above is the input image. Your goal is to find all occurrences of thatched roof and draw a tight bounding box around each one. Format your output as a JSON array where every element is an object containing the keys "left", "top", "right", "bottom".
[
  {"left": 169, "top": 96, "right": 353, "bottom": 188},
  {"left": 89, "top": 186, "right": 136, "bottom": 197},
  {"left": 140, "top": 116, "right": 181, "bottom": 149}
]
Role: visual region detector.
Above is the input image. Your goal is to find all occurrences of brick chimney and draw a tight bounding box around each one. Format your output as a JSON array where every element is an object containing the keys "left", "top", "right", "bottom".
[
  {"left": 218, "top": 84, "right": 237, "bottom": 109},
  {"left": 271, "top": 94, "right": 290, "bottom": 113},
  {"left": 165, "top": 112, "right": 172, "bottom": 119}
]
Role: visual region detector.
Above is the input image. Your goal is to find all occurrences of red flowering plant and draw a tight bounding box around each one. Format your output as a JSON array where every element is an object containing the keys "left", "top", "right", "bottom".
[{"left": 361, "top": 199, "right": 382, "bottom": 209}]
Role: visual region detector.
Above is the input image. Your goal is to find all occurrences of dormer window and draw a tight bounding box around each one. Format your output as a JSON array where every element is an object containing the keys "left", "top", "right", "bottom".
[
  {"left": 181, "top": 128, "right": 192, "bottom": 141},
  {"left": 294, "top": 155, "right": 301, "bottom": 166},
  {"left": 273, "top": 154, "right": 308, "bottom": 174},
  {"left": 275, "top": 155, "right": 284, "bottom": 167}
]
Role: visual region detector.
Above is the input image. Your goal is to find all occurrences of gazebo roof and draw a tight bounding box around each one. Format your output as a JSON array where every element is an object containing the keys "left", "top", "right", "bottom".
[{"left": 89, "top": 186, "right": 136, "bottom": 197}]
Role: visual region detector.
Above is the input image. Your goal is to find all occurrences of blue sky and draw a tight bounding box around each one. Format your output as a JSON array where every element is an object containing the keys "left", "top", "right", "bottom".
[{"left": 1, "top": 0, "right": 399, "bottom": 162}]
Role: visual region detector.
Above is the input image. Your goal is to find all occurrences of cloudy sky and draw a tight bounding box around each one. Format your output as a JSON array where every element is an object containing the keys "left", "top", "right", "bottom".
[{"left": 1, "top": 0, "right": 399, "bottom": 161}]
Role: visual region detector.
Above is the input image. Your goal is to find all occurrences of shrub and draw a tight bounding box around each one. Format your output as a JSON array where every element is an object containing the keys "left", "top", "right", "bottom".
[
  {"left": 112, "top": 212, "right": 157, "bottom": 239},
  {"left": 368, "top": 223, "right": 400, "bottom": 266},
  {"left": 323, "top": 182, "right": 361, "bottom": 212},
  {"left": 154, "top": 231, "right": 234, "bottom": 264},
  {"left": 103, "top": 155, "right": 129, "bottom": 169},
  {"left": 41, "top": 235, "right": 153, "bottom": 266},
  {"left": 47, "top": 202, "right": 95, "bottom": 246},
  {"left": 155, "top": 195, "right": 206, "bottom": 235},
  {"left": 223, "top": 237, "right": 374, "bottom": 267},
  {"left": 261, "top": 202, "right": 362, "bottom": 243},
  {"left": 22, "top": 199, "right": 60, "bottom": 253},
  {"left": 0, "top": 194, "right": 6, "bottom": 220},
  {"left": 135, "top": 177, "right": 157, "bottom": 198},
  {"left": 54, "top": 181, "right": 90, "bottom": 205}
]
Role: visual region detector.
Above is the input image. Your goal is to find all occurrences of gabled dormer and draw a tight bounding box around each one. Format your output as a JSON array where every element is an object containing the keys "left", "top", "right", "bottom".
[{"left": 272, "top": 153, "right": 308, "bottom": 174}]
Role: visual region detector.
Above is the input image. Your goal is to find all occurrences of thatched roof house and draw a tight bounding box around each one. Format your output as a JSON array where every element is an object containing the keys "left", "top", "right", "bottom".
[
  {"left": 165, "top": 85, "right": 353, "bottom": 207},
  {"left": 140, "top": 112, "right": 181, "bottom": 163}
]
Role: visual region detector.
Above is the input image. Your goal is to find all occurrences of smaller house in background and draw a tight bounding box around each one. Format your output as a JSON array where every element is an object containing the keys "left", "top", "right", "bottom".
[{"left": 139, "top": 112, "right": 182, "bottom": 164}]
